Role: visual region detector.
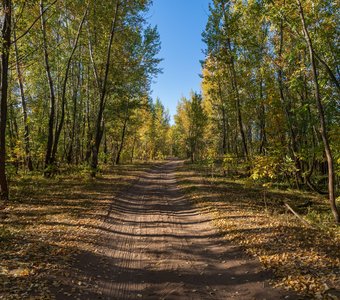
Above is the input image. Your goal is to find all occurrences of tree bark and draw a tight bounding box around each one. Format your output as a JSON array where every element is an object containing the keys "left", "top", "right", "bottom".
[
  {"left": 13, "top": 29, "right": 33, "bottom": 171},
  {"left": 259, "top": 74, "right": 267, "bottom": 154},
  {"left": 51, "top": 6, "right": 88, "bottom": 163},
  {"left": 217, "top": 77, "right": 228, "bottom": 155},
  {"left": 40, "top": 0, "right": 56, "bottom": 175},
  {"left": 229, "top": 52, "right": 248, "bottom": 159},
  {"left": 0, "top": 0, "right": 11, "bottom": 202},
  {"left": 115, "top": 116, "right": 128, "bottom": 165},
  {"left": 297, "top": 0, "right": 340, "bottom": 223},
  {"left": 221, "top": 1, "right": 248, "bottom": 158},
  {"left": 66, "top": 64, "right": 81, "bottom": 164},
  {"left": 91, "top": 0, "right": 120, "bottom": 176}
]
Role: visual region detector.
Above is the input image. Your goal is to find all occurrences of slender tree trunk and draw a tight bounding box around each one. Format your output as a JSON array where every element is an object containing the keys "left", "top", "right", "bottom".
[
  {"left": 84, "top": 65, "right": 92, "bottom": 162},
  {"left": 221, "top": 106, "right": 227, "bottom": 155},
  {"left": 217, "top": 78, "right": 228, "bottom": 155},
  {"left": 225, "top": 37, "right": 248, "bottom": 158},
  {"left": 67, "top": 67, "right": 81, "bottom": 164},
  {"left": 221, "top": 1, "right": 248, "bottom": 158},
  {"left": 131, "top": 134, "right": 137, "bottom": 163},
  {"left": 51, "top": 6, "right": 88, "bottom": 163},
  {"left": 40, "top": 0, "right": 56, "bottom": 175},
  {"left": 277, "top": 13, "right": 302, "bottom": 186},
  {"left": 0, "top": 0, "right": 11, "bottom": 202},
  {"left": 313, "top": 51, "right": 340, "bottom": 92},
  {"left": 91, "top": 0, "right": 120, "bottom": 176},
  {"left": 13, "top": 29, "right": 33, "bottom": 171},
  {"left": 8, "top": 101, "right": 19, "bottom": 172},
  {"left": 297, "top": 0, "right": 340, "bottom": 223},
  {"left": 103, "top": 131, "right": 108, "bottom": 164},
  {"left": 115, "top": 117, "right": 128, "bottom": 165},
  {"left": 259, "top": 74, "right": 267, "bottom": 154}
]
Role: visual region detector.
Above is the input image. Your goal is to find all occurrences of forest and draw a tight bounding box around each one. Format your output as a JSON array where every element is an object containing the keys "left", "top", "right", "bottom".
[
  {"left": 172, "top": 0, "right": 340, "bottom": 224},
  {"left": 0, "top": 0, "right": 339, "bottom": 299},
  {"left": 0, "top": 0, "right": 171, "bottom": 195}
]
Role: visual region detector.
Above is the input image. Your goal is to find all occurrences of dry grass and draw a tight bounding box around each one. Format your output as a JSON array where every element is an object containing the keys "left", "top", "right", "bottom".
[
  {"left": 0, "top": 163, "right": 152, "bottom": 300},
  {"left": 176, "top": 164, "right": 340, "bottom": 300}
]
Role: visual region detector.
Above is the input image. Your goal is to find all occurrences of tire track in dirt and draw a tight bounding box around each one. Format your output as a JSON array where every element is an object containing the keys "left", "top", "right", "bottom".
[{"left": 65, "top": 160, "right": 300, "bottom": 299}]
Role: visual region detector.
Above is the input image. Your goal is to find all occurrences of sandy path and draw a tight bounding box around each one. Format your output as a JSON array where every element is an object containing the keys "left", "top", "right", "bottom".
[{"left": 62, "top": 160, "right": 297, "bottom": 299}]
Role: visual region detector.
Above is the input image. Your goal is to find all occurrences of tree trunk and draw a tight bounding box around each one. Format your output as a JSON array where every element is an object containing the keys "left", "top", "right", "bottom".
[
  {"left": 277, "top": 13, "right": 302, "bottom": 186},
  {"left": 51, "top": 6, "right": 88, "bottom": 163},
  {"left": 40, "top": 0, "right": 56, "bottom": 175},
  {"left": 297, "top": 0, "right": 340, "bottom": 223},
  {"left": 91, "top": 0, "right": 120, "bottom": 176},
  {"left": 13, "top": 29, "right": 33, "bottom": 171},
  {"left": 8, "top": 102, "right": 19, "bottom": 172},
  {"left": 67, "top": 65, "right": 81, "bottom": 164},
  {"left": 115, "top": 117, "right": 128, "bottom": 165},
  {"left": 220, "top": 1, "right": 248, "bottom": 159},
  {"left": 103, "top": 131, "right": 108, "bottom": 164},
  {"left": 0, "top": 0, "right": 11, "bottom": 202},
  {"left": 229, "top": 43, "right": 248, "bottom": 159},
  {"left": 130, "top": 134, "right": 137, "bottom": 163},
  {"left": 217, "top": 77, "right": 228, "bottom": 155},
  {"left": 259, "top": 74, "right": 267, "bottom": 154}
]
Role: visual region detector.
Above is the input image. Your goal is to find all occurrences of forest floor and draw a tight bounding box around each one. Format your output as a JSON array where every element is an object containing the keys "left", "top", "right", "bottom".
[
  {"left": 0, "top": 163, "right": 148, "bottom": 299},
  {"left": 177, "top": 163, "right": 340, "bottom": 299},
  {"left": 0, "top": 160, "right": 339, "bottom": 299}
]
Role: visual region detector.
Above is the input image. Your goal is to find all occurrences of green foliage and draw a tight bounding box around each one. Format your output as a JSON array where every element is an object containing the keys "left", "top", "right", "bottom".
[
  {"left": 196, "top": 0, "right": 340, "bottom": 222},
  {"left": 251, "top": 155, "right": 299, "bottom": 182},
  {"left": 4, "top": 0, "right": 163, "bottom": 176},
  {"left": 222, "top": 155, "right": 238, "bottom": 175},
  {"left": 251, "top": 155, "right": 280, "bottom": 181},
  {"left": 305, "top": 208, "right": 335, "bottom": 228},
  {"left": 173, "top": 92, "right": 207, "bottom": 162}
]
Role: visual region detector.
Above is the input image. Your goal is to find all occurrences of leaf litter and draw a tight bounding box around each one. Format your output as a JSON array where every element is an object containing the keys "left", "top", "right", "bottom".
[
  {"left": 0, "top": 164, "right": 149, "bottom": 299},
  {"left": 177, "top": 165, "right": 340, "bottom": 300}
]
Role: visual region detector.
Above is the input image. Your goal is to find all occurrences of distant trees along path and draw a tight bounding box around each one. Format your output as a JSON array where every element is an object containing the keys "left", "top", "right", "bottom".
[{"left": 0, "top": 0, "right": 339, "bottom": 223}]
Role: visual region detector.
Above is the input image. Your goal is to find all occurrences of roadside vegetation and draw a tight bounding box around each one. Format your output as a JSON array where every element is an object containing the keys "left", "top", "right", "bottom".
[
  {"left": 0, "top": 163, "right": 151, "bottom": 299},
  {"left": 177, "top": 162, "right": 340, "bottom": 299}
]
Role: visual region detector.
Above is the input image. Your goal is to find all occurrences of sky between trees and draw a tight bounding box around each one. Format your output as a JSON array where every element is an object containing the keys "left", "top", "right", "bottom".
[{"left": 0, "top": 0, "right": 339, "bottom": 223}]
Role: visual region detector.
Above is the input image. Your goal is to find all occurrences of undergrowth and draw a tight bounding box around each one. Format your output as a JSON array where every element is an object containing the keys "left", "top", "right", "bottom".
[{"left": 177, "top": 163, "right": 340, "bottom": 299}]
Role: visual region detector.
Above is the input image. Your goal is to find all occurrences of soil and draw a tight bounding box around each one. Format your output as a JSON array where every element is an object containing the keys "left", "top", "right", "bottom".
[{"left": 55, "top": 160, "right": 299, "bottom": 299}]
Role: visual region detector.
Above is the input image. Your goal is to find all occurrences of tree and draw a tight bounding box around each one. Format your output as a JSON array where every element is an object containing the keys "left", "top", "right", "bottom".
[
  {"left": 199, "top": 0, "right": 340, "bottom": 223},
  {"left": 0, "top": 0, "right": 11, "bottom": 202},
  {"left": 174, "top": 92, "right": 206, "bottom": 162},
  {"left": 296, "top": 0, "right": 339, "bottom": 223},
  {"left": 0, "top": 0, "right": 161, "bottom": 197}
]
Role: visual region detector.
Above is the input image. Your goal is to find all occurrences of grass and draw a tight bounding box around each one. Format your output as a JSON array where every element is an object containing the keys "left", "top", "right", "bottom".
[
  {"left": 177, "top": 163, "right": 340, "bottom": 299},
  {"left": 0, "top": 163, "right": 153, "bottom": 300}
]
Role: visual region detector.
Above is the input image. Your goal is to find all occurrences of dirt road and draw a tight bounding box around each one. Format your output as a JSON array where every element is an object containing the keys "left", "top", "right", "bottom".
[{"left": 66, "top": 160, "right": 297, "bottom": 299}]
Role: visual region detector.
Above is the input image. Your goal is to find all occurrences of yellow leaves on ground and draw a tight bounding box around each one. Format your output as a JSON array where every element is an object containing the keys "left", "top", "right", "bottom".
[
  {"left": 0, "top": 164, "right": 145, "bottom": 300},
  {"left": 178, "top": 167, "right": 340, "bottom": 299}
]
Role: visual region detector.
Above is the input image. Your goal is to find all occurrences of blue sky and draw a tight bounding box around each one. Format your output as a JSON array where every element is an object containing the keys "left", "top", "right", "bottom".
[{"left": 148, "top": 0, "right": 211, "bottom": 123}]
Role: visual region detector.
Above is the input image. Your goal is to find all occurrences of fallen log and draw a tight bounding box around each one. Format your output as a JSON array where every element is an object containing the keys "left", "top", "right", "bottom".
[{"left": 284, "top": 202, "right": 312, "bottom": 227}]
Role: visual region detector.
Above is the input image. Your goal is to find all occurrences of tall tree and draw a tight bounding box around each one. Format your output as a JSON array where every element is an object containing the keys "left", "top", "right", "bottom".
[
  {"left": 13, "top": 27, "right": 33, "bottom": 171},
  {"left": 40, "top": 0, "right": 56, "bottom": 175},
  {"left": 198, "top": 0, "right": 340, "bottom": 223},
  {"left": 174, "top": 92, "right": 206, "bottom": 162},
  {"left": 296, "top": 0, "right": 339, "bottom": 223},
  {"left": 90, "top": 0, "right": 120, "bottom": 176},
  {"left": 0, "top": 0, "right": 11, "bottom": 201}
]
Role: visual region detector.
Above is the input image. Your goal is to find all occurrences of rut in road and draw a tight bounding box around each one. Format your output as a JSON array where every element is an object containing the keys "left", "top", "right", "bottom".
[{"left": 72, "top": 160, "right": 297, "bottom": 299}]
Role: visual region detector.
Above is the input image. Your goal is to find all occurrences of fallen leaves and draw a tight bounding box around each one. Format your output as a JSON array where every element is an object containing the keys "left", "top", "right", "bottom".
[
  {"left": 0, "top": 164, "right": 146, "bottom": 299},
  {"left": 177, "top": 166, "right": 340, "bottom": 299}
]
